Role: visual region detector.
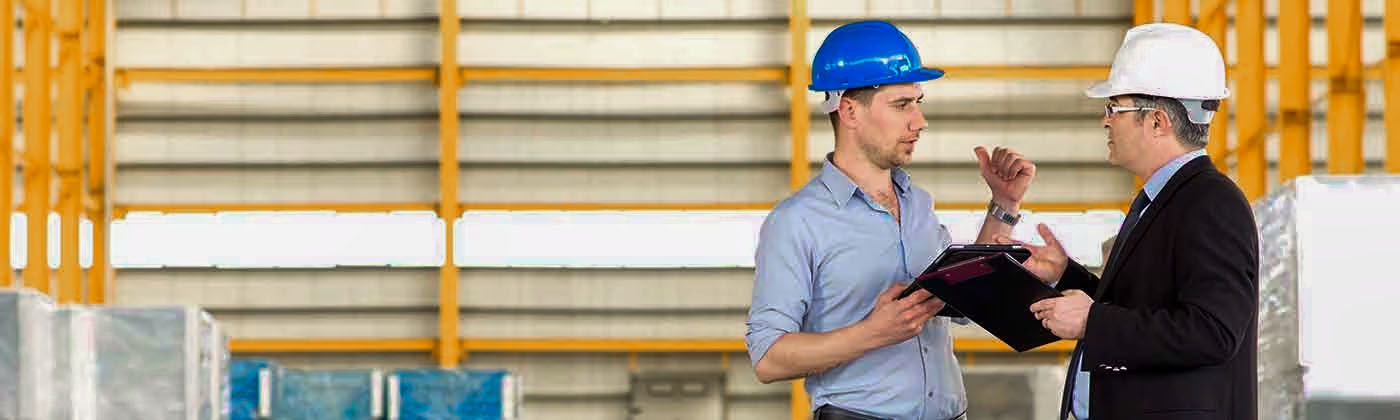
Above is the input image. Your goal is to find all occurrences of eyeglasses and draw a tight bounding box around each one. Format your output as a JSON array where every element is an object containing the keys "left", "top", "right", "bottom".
[{"left": 1104, "top": 105, "right": 1156, "bottom": 119}]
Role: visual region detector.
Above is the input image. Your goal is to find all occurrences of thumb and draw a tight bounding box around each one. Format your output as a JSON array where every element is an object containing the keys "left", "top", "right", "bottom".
[
  {"left": 1063, "top": 289, "right": 1087, "bottom": 298},
  {"left": 880, "top": 283, "right": 907, "bottom": 300},
  {"left": 1037, "top": 223, "right": 1063, "bottom": 250},
  {"left": 992, "top": 234, "right": 1015, "bottom": 245},
  {"left": 974, "top": 146, "right": 991, "bottom": 171}
]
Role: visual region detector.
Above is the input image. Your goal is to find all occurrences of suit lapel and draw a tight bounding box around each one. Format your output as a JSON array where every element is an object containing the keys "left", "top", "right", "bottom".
[{"left": 1095, "top": 156, "right": 1215, "bottom": 298}]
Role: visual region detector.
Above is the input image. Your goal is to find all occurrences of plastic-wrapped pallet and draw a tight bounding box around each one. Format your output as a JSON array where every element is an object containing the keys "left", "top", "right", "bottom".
[
  {"left": 229, "top": 359, "right": 279, "bottom": 420},
  {"left": 388, "top": 369, "right": 520, "bottom": 420},
  {"left": 56, "top": 306, "right": 229, "bottom": 420},
  {"left": 0, "top": 288, "right": 55, "bottom": 420},
  {"left": 273, "top": 369, "right": 384, "bottom": 420},
  {"left": 50, "top": 307, "right": 98, "bottom": 420},
  {"left": 1253, "top": 175, "right": 1400, "bottom": 420}
]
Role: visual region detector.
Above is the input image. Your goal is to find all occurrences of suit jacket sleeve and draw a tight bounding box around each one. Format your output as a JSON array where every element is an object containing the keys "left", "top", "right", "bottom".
[
  {"left": 1081, "top": 182, "right": 1260, "bottom": 372},
  {"left": 1055, "top": 259, "right": 1100, "bottom": 294}
]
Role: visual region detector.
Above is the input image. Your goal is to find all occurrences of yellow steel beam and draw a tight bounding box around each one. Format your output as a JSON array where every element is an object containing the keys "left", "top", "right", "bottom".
[
  {"left": 1329, "top": 0, "right": 1367, "bottom": 174},
  {"left": 113, "top": 200, "right": 1131, "bottom": 217},
  {"left": 22, "top": 0, "right": 51, "bottom": 294},
  {"left": 98, "top": 65, "right": 1387, "bottom": 85},
  {"left": 437, "top": 0, "right": 462, "bottom": 368},
  {"left": 1164, "top": 0, "right": 1192, "bottom": 25},
  {"left": 789, "top": 0, "right": 811, "bottom": 192},
  {"left": 0, "top": 0, "right": 13, "bottom": 288},
  {"left": 1200, "top": 0, "right": 1231, "bottom": 175},
  {"left": 1134, "top": 0, "right": 1154, "bottom": 25},
  {"left": 85, "top": 0, "right": 112, "bottom": 304},
  {"left": 55, "top": 0, "right": 81, "bottom": 303},
  {"left": 460, "top": 201, "right": 778, "bottom": 212},
  {"left": 1386, "top": 0, "right": 1400, "bottom": 173},
  {"left": 116, "top": 67, "right": 437, "bottom": 85},
  {"left": 112, "top": 202, "right": 437, "bottom": 218},
  {"left": 462, "top": 338, "right": 745, "bottom": 353},
  {"left": 1237, "top": 0, "right": 1268, "bottom": 201},
  {"left": 227, "top": 337, "right": 1074, "bottom": 354},
  {"left": 231, "top": 338, "right": 437, "bottom": 353},
  {"left": 462, "top": 67, "right": 788, "bottom": 82},
  {"left": 1280, "top": 0, "right": 1313, "bottom": 183}
]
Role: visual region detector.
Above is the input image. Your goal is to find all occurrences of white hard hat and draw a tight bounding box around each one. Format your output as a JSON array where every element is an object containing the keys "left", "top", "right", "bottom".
[{"left": 1086, "top": 23, "right": 1229, "bottom": 123}]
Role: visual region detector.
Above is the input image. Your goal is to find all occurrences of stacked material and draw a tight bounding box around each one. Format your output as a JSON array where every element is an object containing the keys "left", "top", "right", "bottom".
[{"left": 389, "top": 369, "right": 520, "bottom": 420}]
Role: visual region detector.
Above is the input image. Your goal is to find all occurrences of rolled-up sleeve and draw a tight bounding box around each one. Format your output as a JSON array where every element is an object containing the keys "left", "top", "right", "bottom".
[{"left": 746, "top": 208, "right": 813, "bottom": 367}]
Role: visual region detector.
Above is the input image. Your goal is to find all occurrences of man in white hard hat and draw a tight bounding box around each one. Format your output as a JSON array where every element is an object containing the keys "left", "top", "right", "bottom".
[
  {"left": 746, "top": 21, "right": 1036, "bottom": 420},
  {"left": 1006, "top": 23, "right": 1260, "bottom": 420}
]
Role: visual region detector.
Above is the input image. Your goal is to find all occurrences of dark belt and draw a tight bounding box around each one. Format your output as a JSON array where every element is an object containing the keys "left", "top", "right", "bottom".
[
  {"left": 813, "top": 405, "right": 891, "bottom": 420},
  {"left": 813, "top": 404, "right": 968, "bottom": 420}
]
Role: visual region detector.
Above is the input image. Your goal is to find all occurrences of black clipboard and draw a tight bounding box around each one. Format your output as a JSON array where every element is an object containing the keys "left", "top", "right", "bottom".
[
  {"left": 902, "top": 250, "right": 1063, "bottom": 352},
  {"left": 898, "top": 244, "right": 1032, "bottom": 300}
]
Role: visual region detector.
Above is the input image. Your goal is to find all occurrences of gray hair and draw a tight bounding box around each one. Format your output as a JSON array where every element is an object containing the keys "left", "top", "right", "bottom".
[{"left": 1127, "top": 94, "right": 1210, "bottom": 149}]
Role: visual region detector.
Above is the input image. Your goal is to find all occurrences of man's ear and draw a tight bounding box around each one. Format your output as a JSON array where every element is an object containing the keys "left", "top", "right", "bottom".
[
  {"left": 838, "top": 96, "right": 861, "bottom": 128},
  {"left": 1151, "top": 109, "right": 1172, "bottom": 137}
]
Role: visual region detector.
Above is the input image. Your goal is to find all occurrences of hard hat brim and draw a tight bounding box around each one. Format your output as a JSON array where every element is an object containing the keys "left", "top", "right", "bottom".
[
  {"left": 808, "top": 67, "right": 945, "bottom": 91},
  {"left": 1084, "top": 80, "right": 1116, "bottom": 99}
]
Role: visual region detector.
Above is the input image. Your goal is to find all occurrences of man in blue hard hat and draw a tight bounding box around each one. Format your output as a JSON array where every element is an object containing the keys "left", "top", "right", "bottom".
[{"left": 745, "top": 21, "right": 1037, "bottom": 420}]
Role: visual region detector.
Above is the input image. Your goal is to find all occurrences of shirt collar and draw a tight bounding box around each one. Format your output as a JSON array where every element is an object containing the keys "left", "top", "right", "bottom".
[
  {"left": 819, "top": 153, "right": 913, "bottom": 208},
  {"left": 1143, "top": 149, "right": 1207, "bottom": 201}
]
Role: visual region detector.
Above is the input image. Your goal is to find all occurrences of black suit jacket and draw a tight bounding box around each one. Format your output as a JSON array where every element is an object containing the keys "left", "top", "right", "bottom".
[{"left": 1057, "top": 156, "right": 1259, "bottom": 420}]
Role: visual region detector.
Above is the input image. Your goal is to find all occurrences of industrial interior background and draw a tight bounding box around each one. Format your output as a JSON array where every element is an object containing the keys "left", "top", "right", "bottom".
[{"left": 1, "top": 0, "right": 1397, "bottom": 419}]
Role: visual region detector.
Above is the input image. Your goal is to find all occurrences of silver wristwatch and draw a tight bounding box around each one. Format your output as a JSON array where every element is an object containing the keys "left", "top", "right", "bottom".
[{"left": 987, "top": 200, "right": 1021, "bottom": 226}]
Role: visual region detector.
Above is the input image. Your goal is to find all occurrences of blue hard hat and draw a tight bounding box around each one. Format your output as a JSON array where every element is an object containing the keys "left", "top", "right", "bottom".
[{"left": 809, "top": 21, "right": 944, "bottom": 91}]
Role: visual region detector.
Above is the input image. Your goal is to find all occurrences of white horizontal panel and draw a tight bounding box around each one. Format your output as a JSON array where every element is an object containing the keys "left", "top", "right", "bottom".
[
  {"left": 113, "top": 268, "right": 438, "bottom": 307},
  {"left": 460, "top": 268, "right": 754, "bottom": 310},
  {"left": 456, "top": 209, "right": 1125, "bottom": 268},
  {"left": 217, "top": 311, "right": 435, "bottom": 338},
  {"left": 111, "top": 212, "right": 444, "bottom": 268},
  {"left": 115, "top": 167, "right": 438, "bottom": 202},
  {"left": 457, "top": 211, "right": 767, "bottom": 268},
  {"left": 6, "top": 213, "right": 94, "bottom": 269}
]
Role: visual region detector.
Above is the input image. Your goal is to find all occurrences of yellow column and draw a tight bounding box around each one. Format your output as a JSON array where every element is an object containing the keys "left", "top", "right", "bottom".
[
  {"left": 788, "top": 1, "right": 811, "bottom": 417},
  {"left": 85, "top": 0, "right": 111, "bottom": 304},
  {"left": 1280, "top": 0, "right": 1313, "bottom": 182},
  {"left": 1163, "top": 0, "right": 1192, "bottom": 25},
  {"left": 1133, "top": 0, "right": 1154, "bottom": 25},
  {"left": 1236, "top": 0, "right": 1267, "bottom": 200},
  {"left": 22, "top": 0, "right": 51, "bottom": 293},
  {"left": 436, "top": 0, "right": 462, "bottom": 367},
  {"left": 55, "top": 0, "right": 82, "bottom": 303},
  {"left": 1199, "top": 0, "right": 1230, "bottom": 174},
  {"left": 1328, "top": 0, "right": 1366, "bottom": 174},
  {"left": 790, "top": 379, "right": 809, "bottom": 420},
  {"left": 1386, "top": 0, "right": 1400, "bottom": 172},
  {"left": 1, "top": 0, "right": 14, "bottom": 287},
  {"left": 788, "top": 0, "right": 810, "bottom": 191}
]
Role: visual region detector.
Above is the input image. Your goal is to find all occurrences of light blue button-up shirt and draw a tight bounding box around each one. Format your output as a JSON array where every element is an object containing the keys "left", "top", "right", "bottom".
[
  {"left": 746, "top": 157, "right": 966, "bottom": 420},
  {"left": 1071, "top": 148, "right": 1207, "bottom": 419}
]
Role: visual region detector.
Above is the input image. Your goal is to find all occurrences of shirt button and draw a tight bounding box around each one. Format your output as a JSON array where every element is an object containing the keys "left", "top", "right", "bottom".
[
  {"left": 922, "top": 346, "right": 928, "bottom": 353},
  {"left": 927, "top": 392, "right": 934, "bottom": 398}
]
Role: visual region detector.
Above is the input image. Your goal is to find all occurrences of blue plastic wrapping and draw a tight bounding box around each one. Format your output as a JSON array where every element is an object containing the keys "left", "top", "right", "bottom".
[
  {"left": 274, "top": 369, "right": 381, "bottom": 420},
  {"left": 230, "top": 359, "right": 277, "bottom": 420},
  {"left": 391, "top": 369, "right": 519, "bottom": 420}
]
